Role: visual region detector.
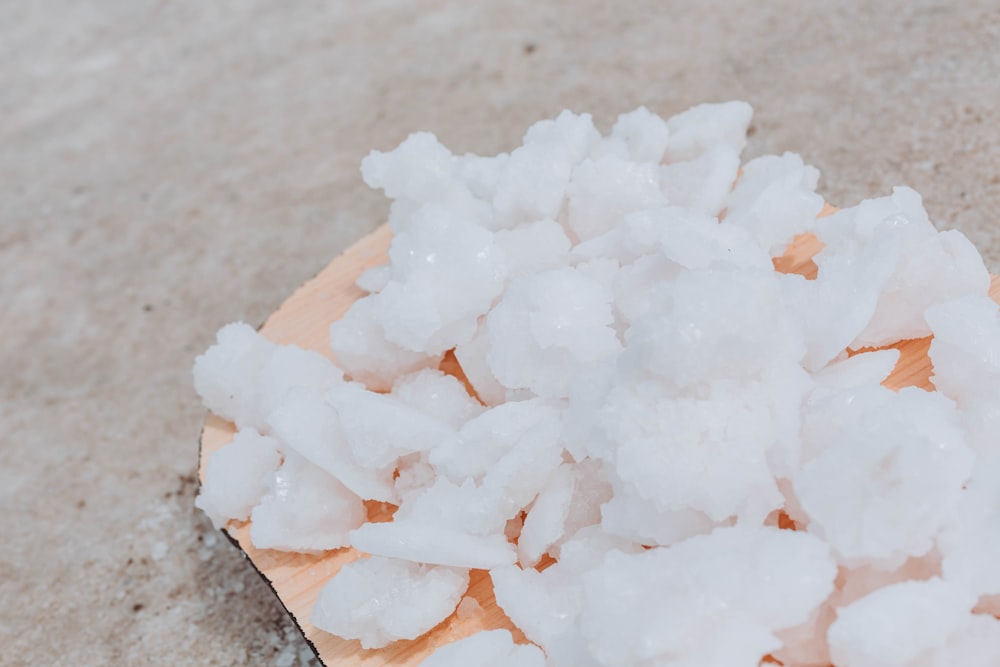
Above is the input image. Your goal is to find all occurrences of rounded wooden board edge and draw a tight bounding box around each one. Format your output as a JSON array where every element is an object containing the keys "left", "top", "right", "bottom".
[{"left": 198, "top": 219, "right": 1000, "bottom": 666}]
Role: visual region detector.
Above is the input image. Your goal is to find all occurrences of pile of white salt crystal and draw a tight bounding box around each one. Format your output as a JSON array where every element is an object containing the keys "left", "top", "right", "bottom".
[{"left": 194, "top": 101, "right": 1000, "bottom": 666}]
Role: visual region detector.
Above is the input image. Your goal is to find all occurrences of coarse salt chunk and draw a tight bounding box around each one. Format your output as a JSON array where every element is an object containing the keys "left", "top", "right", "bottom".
[
  {"left": 361, "top": 131, "right": 492, "bottom": 230},
  {"left": 517, "top": 463, "right": 577, "bottom": 566},
  {"left": 349, "top": 519, "right": 516, "bottom": 570},
  {"left": 664, "top": 100, "right": 753, "bottom": 162},
  {"left": 193, "top": 322, "right": 276, "bottom": 431},
  {"left": 391, "top": 368, "right": 485, "bottom": 429},
  {"left": 926, "top": 295, "right": 1000, "bottom": 406},
  {"left": 249, "top": 450, "right": 366, "bottom": 552},
  {"left": 430, "top": 398, "right": 559, "bottom": 482},
  {"left": 660, "top": 145, "right": 741, "bottom": 217},
  {"left": 566, "top": 155, "right": 666, "bottom": 242},
  {"left": 816, "top": 186, "right": 989, "bottom": 347},
  {"left": 195, "top": 428, "right": 282, "bottom": 529},
  {"left": 374, "top": 203, "right": 507, "bottom": 354},
  {"left": 311, "top": 556, "right": 469, "bottom": 649},
  {"left": 939, "top": 454, "right": 1000, "bottom": 600},
  {"left": 492, "top": 111, "right": 600, "bottom": 229},
  {"left": 724, "top": 151, "right": 824, "bottom": 256},
  {"left": 827, "top": 578, "right": 975, "bottom": 667},
  {"left": 494, "top": 218, "right": 572, "bottom": 280},
  {"left": 453, "top": 320, "right": 507, "bottom": 406},
  {"left": 486, "top": 267, "right": 620, "bottom": 398},
  {"left": 329, "top": 296, "right": 440, "bottom": 392},
  {"left": 579, "top": 525, "right": 835, "bottom": 667},
  {"left": 795, "top": 387, "right": 973, "bottom": 567},
  {"left": 599, "top": 106, "right": 671, "bottom": 164},
  {"left": 327, "top": 382, "right": 455, "bottom": 470},
  {"left": 267, "top": 386, "right": 397, "bottom": 502}
]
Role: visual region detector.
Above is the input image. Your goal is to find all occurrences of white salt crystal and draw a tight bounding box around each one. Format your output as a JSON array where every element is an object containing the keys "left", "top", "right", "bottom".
[
  {"left": 417, "top": 629, "right": 546, "bottom": 667},
  {"left": 579, "top": 525, "right": 835, "bottom": 667},
  {"left": 827, "top": 578, "right": 975, "bottom": 667},
  {"left": 664, "top": 100, "right": 753, "bottom": 162},
  {"left": 454, "top": 152, "right": 510, "bottom": 203},
  {"left": 566, "top": 155, "right": 666, "bottom": 242},
  {"left": 795, "top": 387, "right": 973, "bottom": 566},
  {"left": 267, "top": 387, "right": 397, "bottom": 502},
  {"left": 812, "top": 348, "right": 900, "bottom": 391},
  {"left": 327, "top": 382, "right": 455, "bottom": 470},
  {"left": 493, "top": 529, "right": 641, "bottom": 662},
  {"left": 349, "top": 520, "right": 516, "bottom": 570},
  {"left": 782, "top": 230, "right": 902, "bottom": 371},
  {"left": 600, "top": 480, "right": 718, "bottom": 546},
  {"left": 249, "top": 451, "right": 366, "bottom": 552},
  {"left": 361, "top": 131, "right": 492, "bottom": 230},
  {"left": 193, "top": 322, "right": 275, "bottom": 431},
  {"left": 356, "top": 264, "right": 391, "bottom": 293},
  {"left": 374, "top": 203, "right": 507, "bottom": 353},
  {"left": 816, "top": 187, "right": 989, "bottom": 348},
  {"left": 660, "top": 145, "right": 741, "bottom": 217},
  {"left": 522, "top": 109, "right": 602, "bottom": 164},
  {"left": 492, "top": 111, "right": 599, "bottom": 229},
  {"left": 329, "top": 296, "right": 439, "bottom": 392},
  {"left": 257, "top": 345, "right": 343, "bottom": 421},
  {"left": 607, "top": 106, "right": 671, "bottom": 164},
  {"left": 939, "top": 454, "right": 1000, "bottom": 600},
  {"left": 311, "top": 556, "right": 469, "bottom": 649},
  {"left": 493, "top": 218, "right": 571, "bottom": 280},
  {"left": 196, "top": 428, "right": 282, "bottom": 529},
  {"left": 453, "top": 321, "right": 507, "bottom": 406},
  {"left": 912, "top": 615, "right": 1000, "bottom": 667},
  {"left": 725, "top": 152, "right": 824, "bottom": 256},
  {"left": 619, "top": 265, "right": 804, "bottom": 389},
  {"left": 430, "top": 398, "right": 559, "bottom": 482},
  {"left": 517, "top": 464, "right": 577, "bottom": 566},
  {"left": 487, "top": 267, "right": 620, "bottom": 398},
  {"left": 391, "top": 368, "right": 484, "bottom": 429},
  {"left": 926, "top": 295, "right": 1000, "bottom": 406}
]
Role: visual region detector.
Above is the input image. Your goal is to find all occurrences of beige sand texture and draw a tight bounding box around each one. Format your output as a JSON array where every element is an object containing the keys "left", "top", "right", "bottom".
[{"left": 4, "top": 2, "right": 1000, "bottom": 665}]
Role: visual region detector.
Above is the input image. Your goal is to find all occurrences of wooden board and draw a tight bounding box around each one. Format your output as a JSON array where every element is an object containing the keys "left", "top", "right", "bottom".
[{"left": 199, "top": 219, "right": 1000, "bottom": 666}]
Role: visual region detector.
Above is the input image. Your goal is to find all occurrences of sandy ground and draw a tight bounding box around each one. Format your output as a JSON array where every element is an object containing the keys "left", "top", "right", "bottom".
[{"left": 3, "top": 1, "right": 1000, "bottom": 665}]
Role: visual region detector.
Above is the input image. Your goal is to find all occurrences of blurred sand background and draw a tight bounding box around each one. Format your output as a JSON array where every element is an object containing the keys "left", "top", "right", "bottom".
[{"left": 3, "top": 1, "right": 1000, "bottom": 665}]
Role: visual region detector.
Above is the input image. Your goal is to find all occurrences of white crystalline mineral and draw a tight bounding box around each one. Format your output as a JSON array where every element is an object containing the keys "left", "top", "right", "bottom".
[
  {"left": 373, "top": 203, "right": 507, "bottom": 354},
  {"left": 267, "top": 386, "right": 397, "bottom": 502},
  {"left": 579, "top": 526, "right": 836, "bottom": 667},
  {"left": 567, "top": 155, "right": 667, "bottom": 242},
  {"left": 390, "top": 368, "right": 484, "bottom": 429},
  {"left": 194, "top": 101, "right": 1000, "bottom": 666},
  {"left": 311, "top": 556, "right": 469, "bottom": 649},
  {"left": 660, "top": 145, "right": 741, "bottom": 217},
  {"left": 327, "top": 382, "right": 455, "bottom": 470},
  {"left": 816, "top": 186, "right": 989, "bottom": 348},
  {"left": 329, "top": 296, "right": 439, "bottom": 391},
  {"left": 195, "top": 428, "right": 282, "bottom": 529},
  {"left": 494, "top": 218, "right": 572, "bottom": 280},
  {"left": 926, "top": 295, "right": 1000, "bottom": 406},
  {"left": 725, "top": 151, "right": 824, "bottom": 256},
  {"left": 193, "top": 322, "right": 276, "bottom": 431},
  {"left": 417, "top": 629, "right": 546, "bottom": 667},
  {"left": 827, "top": 578, "right": 975, "bottom": 667},
  {"left": 249, "top": 450, "right": 366, "bottom": 552},
  {"left": 487, "top": 267, "right": 621, "bottom": 398},
  {"left": 795, "top": 387, "right": 974, "bottom": 566},
  {"left": 664, "top": 100, "right": 753, "bottom": 162}
]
